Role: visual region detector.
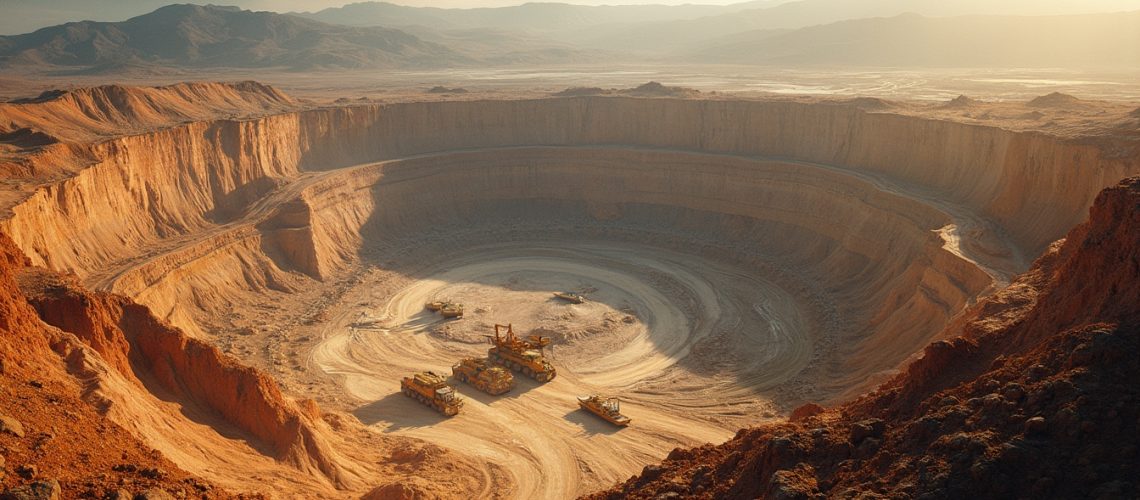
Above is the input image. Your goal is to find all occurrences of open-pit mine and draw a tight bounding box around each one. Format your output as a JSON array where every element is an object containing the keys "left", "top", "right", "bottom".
[{"left": 1, "top": 82, "right": 1138, "bottom": 498}]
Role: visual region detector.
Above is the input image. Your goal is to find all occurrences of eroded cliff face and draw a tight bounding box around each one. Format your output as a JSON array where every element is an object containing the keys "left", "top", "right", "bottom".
[
  {"left": 19, "top": 270, "right": 346, "bottom": 482},
  {"left": 592, "top": 177, "right": 1140, "bottom": 499},
  {"left": 4, "top": 97, "right": 1135, "bottom": 278},
  {"left": 0, "top": 232, "right": 223, "bottom": 496},
  {"left": 2, "top": 230, "right": 497, "bottom": 498}
]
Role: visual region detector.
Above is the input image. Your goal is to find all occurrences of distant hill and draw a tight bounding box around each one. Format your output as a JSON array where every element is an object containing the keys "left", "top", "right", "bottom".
[
  {"left": 582, "top": 0, "right": 1140, "bottom": 54},
  {"left": 297, "top": 1, "right": 787, "bottom": 33},
  {"left": 0, "top": 4, "right": 467, "bottom": 71},
  {"left": 687, "top": 12, "right": 1140, "bottom": 69}
]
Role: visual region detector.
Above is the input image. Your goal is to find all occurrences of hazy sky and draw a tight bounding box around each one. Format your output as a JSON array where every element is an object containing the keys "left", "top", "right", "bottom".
[
  {"left": 0, "top": 0, "right": 738, "bottom": 33},
  {"left": 0, "top": 0, "right": 742, "bottom": 34},
  {"left": 3, "top": 0, "right": 1140, "bottom": 35}
]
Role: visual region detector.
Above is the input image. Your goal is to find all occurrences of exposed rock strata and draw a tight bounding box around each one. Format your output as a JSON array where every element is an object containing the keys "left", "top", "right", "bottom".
[{"left": 589, "top": 177, "right": 1140, "bottom": 499}]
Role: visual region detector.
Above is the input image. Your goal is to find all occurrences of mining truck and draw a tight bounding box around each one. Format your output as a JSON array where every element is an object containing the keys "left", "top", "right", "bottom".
[
  {"left": 439, "top": 303, "right": 464, "bottom": 319},
  {"left": 486, "top": 323, "right": 556, "bottom": 382},
  {"left": 577, "top": 394, "right": 631, "bottom": 427},
  {"left": 452, "top": 357, "right": 514, "bottom": 395},
  {"left": 553, "top": 291, "right": 587, "bottom": 304},
  {"left": 401, "top": 371, "right": 463, "bottom": 416}
]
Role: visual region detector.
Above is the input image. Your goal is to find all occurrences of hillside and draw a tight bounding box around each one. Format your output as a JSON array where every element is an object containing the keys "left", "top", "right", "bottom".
[
  {"left": 298, "top": 1, "right": 784, "bottom": 32},
  {"left": 0, "top": 4, "right": 467, "bottom": 71},
  {"left": 582, "top": 0, "right": 1140, "bottom": 56},
  {"left": 687, "top": 11, "right": 1140, "bottom": 68},
  {"left": 592, "top": 176, "right": 1140, "bottom": 498}
]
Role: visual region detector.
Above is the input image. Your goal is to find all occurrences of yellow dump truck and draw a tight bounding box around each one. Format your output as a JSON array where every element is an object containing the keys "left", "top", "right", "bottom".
[
  {"left": 439, "top": 303, "right": 464, "bottom": 319},
  {"left": 452, "top": 357, "right": 514, "bottom": 395},
  {"left": 486, "top": 323, "right": 556, "bottom": 382},
  {"left": 425, "top": 300, "right": 464, "bottom": 319},
  {"left": 401, "top": 371, "right": 463, "bottom": 416},
  {"left": 577, "top": 395, "right": 631, "bottom": 426}
]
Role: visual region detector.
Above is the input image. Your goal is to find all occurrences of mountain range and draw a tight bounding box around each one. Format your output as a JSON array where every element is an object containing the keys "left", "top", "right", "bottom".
[
  {"left": 0, "top": 4, "right": 466, "bottom": 71},
  {"left": 1, "top": 1, "right": 1138, "bottom": 72}
]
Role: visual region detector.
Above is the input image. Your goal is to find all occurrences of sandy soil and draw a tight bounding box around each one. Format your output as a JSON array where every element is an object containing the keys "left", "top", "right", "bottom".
[
  {"left": 263, "top": 149, "right": 1020, "bottom": 499},
  {"left": 4, "top": 75, "right": 1131, "bottom": 497},
  {"left": 307, "top": 239, "right": 810, "bottom": 498},
  {"left": 75, "top": 144, "right": 1027, "bottom": 498}
]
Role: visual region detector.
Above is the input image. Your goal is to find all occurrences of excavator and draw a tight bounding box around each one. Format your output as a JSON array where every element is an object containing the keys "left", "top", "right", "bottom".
[{"left": 486, "top": 323, "right": 556, "bottom": 382}]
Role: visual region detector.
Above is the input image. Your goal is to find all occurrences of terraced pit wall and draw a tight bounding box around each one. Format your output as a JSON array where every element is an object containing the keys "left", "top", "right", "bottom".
[{"left": 2, "top": 97, "right": 1136, "bottom": 391}]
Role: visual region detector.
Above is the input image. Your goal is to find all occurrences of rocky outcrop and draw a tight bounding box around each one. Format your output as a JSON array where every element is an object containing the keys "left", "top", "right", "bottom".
[
  {"left": 19, "top": 268, "right": 348, "bottom": 487},
  {"left": 0, "top": 233, "right": 223, "bottom": 496},
  {"left": 589, "top": 177, "right": 1140, "bottom": 499}
]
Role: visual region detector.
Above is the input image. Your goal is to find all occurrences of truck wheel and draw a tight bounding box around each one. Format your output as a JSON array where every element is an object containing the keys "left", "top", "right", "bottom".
[{"left": 523, "top": 367, "right": 534, "bottom": 377}]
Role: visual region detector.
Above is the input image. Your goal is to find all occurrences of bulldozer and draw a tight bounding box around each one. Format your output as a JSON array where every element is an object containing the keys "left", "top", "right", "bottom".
[
  {"left": 486, "top": 324, "right": 556, "bottom": 382},
  {"left": 577, "top": 394, "right": 631, "bottom": 426},
  {"left": 425, "top": 300, "right": 464, "bottom": 319},
  {"left": 439, "top": 303, "right": 464, "bottom": 319},
  {"left": 452, "top": 357, "right": 514, "bottom": 395},
  {"left": 401, "top": 371, "right": 463, "bottom": 416}
]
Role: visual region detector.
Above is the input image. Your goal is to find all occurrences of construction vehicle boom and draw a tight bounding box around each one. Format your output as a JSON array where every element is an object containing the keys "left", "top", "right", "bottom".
[{"left": 486, "top": 323, "right": 556, "bottom": 382}]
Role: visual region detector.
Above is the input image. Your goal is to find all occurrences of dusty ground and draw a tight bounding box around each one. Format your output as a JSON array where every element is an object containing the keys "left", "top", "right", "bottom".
[
  {"left": 1, "top": 74, "right": 1135, "bottom": 498},
  {"left": 179, "top": 146, "right": 1028, "bottom": 498},
  {"left": 255, "top": 233, "right": 815, "bottom": 498}
]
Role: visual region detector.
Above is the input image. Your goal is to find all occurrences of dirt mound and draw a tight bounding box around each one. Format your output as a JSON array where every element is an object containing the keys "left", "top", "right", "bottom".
[
  {"left": 838, "top": 96, "right": 895, "bottom": 111},
  {"left": 554, "top": 82, "right": 694, "bottom": 97},
  {"left": 553, "top": 86, "right": 612, "bottom": 97},
  {"left": 427, "top": 86, "right": 469, "bottom": 94},
  {"left": 1028, "top": 92, "right": 1086, "bottom": 109},
  {"left": 591, "top": 177, "right": 1140, "bottom": 499},
  {"left": 621, "top": 81, "right": 700, "bottom": 97},
  {"left": 940, "top": 94, "right": 979, "bottom": 109}
]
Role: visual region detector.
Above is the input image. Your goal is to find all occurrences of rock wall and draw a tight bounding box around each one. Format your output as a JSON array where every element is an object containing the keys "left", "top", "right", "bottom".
[
  {"left": 4, "top": 97, "right": 1135, "bottom": 279},
  {"left": 589, "top": 176, "right": 1140, "bottom": 500},
  {"left": 0, "top": 95, "right": 1133, "bottom": 395}
]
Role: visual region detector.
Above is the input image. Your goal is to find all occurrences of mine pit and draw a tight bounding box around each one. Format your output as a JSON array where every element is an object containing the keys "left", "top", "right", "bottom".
[{"left": 3, "top": 90, "right": 1135, "bottom": 498}]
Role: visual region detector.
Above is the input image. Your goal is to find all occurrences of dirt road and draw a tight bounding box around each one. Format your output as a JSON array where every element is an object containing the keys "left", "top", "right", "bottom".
[{"left": 309, "top": 241, "right": 813, "bottom": 498}]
